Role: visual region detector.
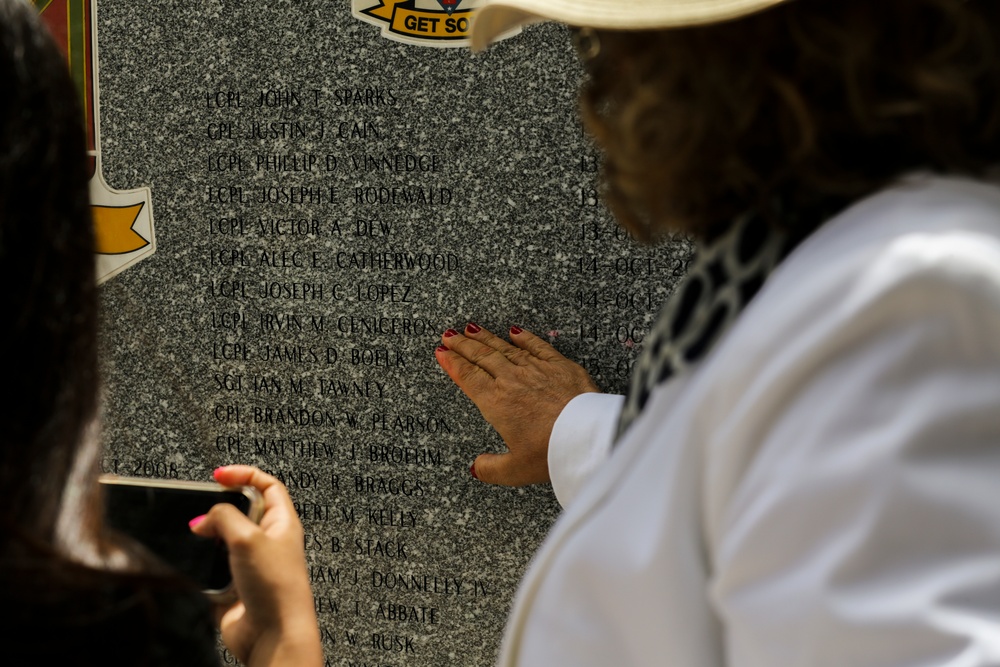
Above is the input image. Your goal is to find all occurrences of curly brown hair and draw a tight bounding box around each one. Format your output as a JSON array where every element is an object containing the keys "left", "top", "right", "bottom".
[{"left": 580, "top": 0, "right": 1000, "bottom": 242}]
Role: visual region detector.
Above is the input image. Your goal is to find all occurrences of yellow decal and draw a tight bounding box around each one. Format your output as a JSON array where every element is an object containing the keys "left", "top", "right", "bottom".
[
  {"left": 92, "top": 203, "right": 150, "bottom": 255},
  {"left": 391, "top": 5, "right": 473, "bottom": 39},
  {"left": 353, "top": 0, "right": 511, "bottom": 48}
]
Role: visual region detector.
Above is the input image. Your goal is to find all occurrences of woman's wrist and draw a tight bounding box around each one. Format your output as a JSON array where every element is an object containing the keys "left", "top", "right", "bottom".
[{"left": 245, "top": 626, "right": 323, "bottom": 667}]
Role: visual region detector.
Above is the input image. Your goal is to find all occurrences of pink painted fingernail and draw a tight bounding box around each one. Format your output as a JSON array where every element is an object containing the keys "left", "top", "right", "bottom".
[
  {"left": 212, "top": 466, "right": 227, "bottom": 480},
  {"left": 443, "top": 329, "right": 459, "bottom": 338},
  {"left": 466, "top": 322, "right": 481, "bottom": 334},
  {"left": 510, "top": 325, "right": 523, "bottom": 335},
  {"left": 470, "top": 463, "right": 478, "bottom": 480},
  {"left": 189, "top": 515, "right": 206, "bottom": 529},
  {"left": 435, "top": 345, "right": 448, "bottom": 353}
]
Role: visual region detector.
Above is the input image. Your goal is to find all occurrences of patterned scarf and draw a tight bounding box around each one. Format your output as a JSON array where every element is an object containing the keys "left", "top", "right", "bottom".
[{"left": 615, "top": 212, "right": 788, "bottom": 439}]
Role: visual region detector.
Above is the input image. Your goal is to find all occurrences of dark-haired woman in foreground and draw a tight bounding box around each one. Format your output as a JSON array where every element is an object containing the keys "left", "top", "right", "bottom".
[
  {"left": 438, "top": 0, "right": 1000, "bottom": 664},
  {"left": 0, "top": 2, "right": 321, "bottom": 664}
]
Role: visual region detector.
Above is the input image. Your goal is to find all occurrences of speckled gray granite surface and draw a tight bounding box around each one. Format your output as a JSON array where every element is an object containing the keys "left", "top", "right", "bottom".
[{"left": 94, "top": 1, "right": 691, "bottom": 664}]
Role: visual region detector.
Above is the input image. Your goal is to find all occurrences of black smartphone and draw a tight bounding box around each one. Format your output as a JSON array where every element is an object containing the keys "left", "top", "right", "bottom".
[{"left": 99, "top": 476, "right": 263, "bottom": 600}]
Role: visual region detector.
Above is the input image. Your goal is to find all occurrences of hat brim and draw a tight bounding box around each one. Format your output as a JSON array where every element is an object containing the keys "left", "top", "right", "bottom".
[{"left": 471, "top": 0, "right": 789, "bottom": 51}]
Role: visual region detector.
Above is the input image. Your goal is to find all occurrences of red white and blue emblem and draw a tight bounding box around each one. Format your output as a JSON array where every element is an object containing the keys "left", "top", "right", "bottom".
[{"left": 437, "top": 0, "right": 460, "bottom": 15}]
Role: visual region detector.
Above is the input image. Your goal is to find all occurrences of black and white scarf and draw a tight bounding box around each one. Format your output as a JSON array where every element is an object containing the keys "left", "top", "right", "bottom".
[{"left": 615, "top": 212, "right": 787, "bottom": 439}]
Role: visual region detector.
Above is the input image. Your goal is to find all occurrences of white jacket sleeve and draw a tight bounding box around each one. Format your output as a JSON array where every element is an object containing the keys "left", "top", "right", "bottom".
[
  {"left": 709, "top": 230, "right": 1000, "bottom": 667},
  {"left": 548, "top": 392, "right": 624, "bottom": 508}
]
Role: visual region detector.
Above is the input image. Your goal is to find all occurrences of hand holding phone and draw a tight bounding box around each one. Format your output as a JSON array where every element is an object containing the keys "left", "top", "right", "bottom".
[
  {"left": 100, "top": 475, "right": 263, "bottom": 600},
  {"left": 190, "top": 466, "right": 323, "bottom": 667}
]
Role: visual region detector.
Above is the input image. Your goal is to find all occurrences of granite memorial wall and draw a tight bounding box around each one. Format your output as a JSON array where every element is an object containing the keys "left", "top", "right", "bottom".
[{"left": 77, "top": 0, "right": 692, "bottom": 663}]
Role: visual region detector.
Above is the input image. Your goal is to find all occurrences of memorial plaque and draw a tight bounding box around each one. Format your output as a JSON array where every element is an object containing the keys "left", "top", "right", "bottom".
[{"left": 90, "top": 1, "right": 692, "bottom": 664}]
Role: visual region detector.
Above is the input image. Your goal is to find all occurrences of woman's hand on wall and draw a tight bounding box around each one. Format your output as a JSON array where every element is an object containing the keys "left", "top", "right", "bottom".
[{"left": 435, "top": 324, "right": 599, "bottom": 486}]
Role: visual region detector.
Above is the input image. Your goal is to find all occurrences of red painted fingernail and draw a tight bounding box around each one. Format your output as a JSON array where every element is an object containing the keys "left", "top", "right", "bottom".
[
  {"left": 212, "top": 466, "right": 227, "bottom": 480},
  {"left": 435, "top": 345, "right": 448, "bottom": 353},
  {"left": 470, "top": 463, "right": 478, "bottom": 480},
  {"left": 443, "top": 329, "right": 459, "bottom": 338},
  {"left": 466, "top": 322, "right": 481, "bottom": 334},
  {"left": 510, "top": 325, "right": 523, "bottom": 335},
  {"left": 188, "top": 514, "right": 206, "bottom": 529}
]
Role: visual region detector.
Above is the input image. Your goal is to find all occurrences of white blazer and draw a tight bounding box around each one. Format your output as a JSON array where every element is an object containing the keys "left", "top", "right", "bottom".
[{"left": 500, "top": 175, "right": 1000, "bottom": 666}]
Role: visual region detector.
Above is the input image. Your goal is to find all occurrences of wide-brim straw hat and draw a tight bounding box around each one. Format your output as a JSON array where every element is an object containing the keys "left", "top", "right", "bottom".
[{"left": 471, "top": 0, "right": 791, "bottom": 51}]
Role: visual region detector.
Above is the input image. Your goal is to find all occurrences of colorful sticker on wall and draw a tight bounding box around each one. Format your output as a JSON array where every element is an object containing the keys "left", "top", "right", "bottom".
[
  {"left": 352, "top": 0, "right": 519, "bottom": 47},
  {"left": 34, "top": 0, "right": 155, "bottom": 284}
]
